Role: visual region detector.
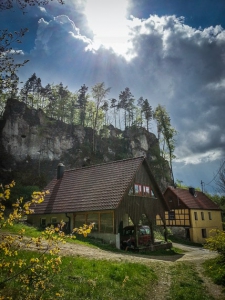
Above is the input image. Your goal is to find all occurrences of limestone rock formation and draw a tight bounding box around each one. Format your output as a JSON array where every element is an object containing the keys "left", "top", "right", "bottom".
[{"left": 0, "top": 99, "right": 172, "bottom": 189}]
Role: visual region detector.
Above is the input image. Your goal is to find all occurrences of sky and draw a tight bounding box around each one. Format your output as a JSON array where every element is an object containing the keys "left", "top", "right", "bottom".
[{"left": 1, "top": 0, "right": 225, "bottom": 194}]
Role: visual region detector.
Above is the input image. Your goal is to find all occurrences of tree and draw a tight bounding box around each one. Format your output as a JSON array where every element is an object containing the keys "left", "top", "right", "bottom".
[
  {"left": 0, "top": 181, "right": 93, "bottom": 299},
  {"left": 110, "top": 98, "right": 118, "bottom": 128},
  {"left": 118, "top": 87, "right": 134, "bottom": 128},
  {"left": 20, "top": 73, "right": 42, "bottom": 107},
  {"left": 153, "top": 104, "right": 177, "bottom": 184},
  {"left": 0, "top": 0, "right": 64, "bottom": 11},
  {"left": 0, "top": 0, "right": 63, "bottom": 95},
  {"left": 91, "top": 82, "right": 111, "bottom": 151},
  {"left": 0, "top": 29, "right": 29, "bottom": 93},
  {"left": 101, "top": 100, "right": 109, "bottom": 125},
  {"left": 77, "top": 84, "right": 89, "bottom": 127},
  {"left": 215, "top": 160, "right": 225, "bottom": 195},
  {"left": 137, "top": 96, "right": 144, "bottom": 127},
  {"left": 137, "top": 97, "right": 153, "bottom": 131}
]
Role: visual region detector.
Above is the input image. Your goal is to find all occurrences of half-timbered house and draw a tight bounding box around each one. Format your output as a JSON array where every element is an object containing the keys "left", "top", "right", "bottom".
[
  {"left": 157, "top": 186, "right": 223, "bottom": 243},
  {"left": 27, "top": 156, "right": 168, "bottom": 247}
]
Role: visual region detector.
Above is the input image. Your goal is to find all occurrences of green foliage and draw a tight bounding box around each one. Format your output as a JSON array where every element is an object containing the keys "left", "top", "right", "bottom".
[
  {"left": 0, "top": 182, "right": 93, "bottom": 300},
  {"left": 154, "top": 104, "right": 177, "bottom": 183},
  {"left": 203, "top": 256, "right": 225, "bottom": 286},
  {"left": 206, "top": 193, "right": 225, "bottom": 222},
  {"left": 0, "top": 28, "right": 28, "bottom": 94},
  {"left": 51, "top": 257, "right": 157, "bottom": 300},
  {"left": 204, "top": 228, "right": 225, "bottom": 257},
  {"left": 168, "top": 263, "right": 213, "bottom": 300},
  {"left": 6, "top": 184, "right": 39, "bottom": 208}
]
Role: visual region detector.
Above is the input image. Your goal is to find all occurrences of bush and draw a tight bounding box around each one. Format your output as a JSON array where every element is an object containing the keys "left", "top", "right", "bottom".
[
  {"left": 204, "top": 227, "right": 225, "bottom": 257},
  {"left": 0, "top": 181, "right": 93, "bottom": 300}
]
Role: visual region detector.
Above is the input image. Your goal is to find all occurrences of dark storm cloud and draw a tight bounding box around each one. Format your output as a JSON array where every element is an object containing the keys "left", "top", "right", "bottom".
[{"left": 123, "top": 15, "right": 225, "bottom": 164}]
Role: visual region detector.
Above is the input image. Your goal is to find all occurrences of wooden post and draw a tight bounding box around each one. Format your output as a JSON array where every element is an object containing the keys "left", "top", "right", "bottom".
[
  {"left": 149, "top": 221, "right": 155, "bottom": 244},
  {"left": 134, "top": 224, "right": 139, "bottom": 247}
]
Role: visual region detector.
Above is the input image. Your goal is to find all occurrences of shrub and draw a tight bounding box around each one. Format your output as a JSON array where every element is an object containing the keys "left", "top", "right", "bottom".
[
  {"left": 204, "top": 227, "right": 225, "bottom": 258},
  {"left": 0, "top": 181, "right": 93, "bottom": 300}
]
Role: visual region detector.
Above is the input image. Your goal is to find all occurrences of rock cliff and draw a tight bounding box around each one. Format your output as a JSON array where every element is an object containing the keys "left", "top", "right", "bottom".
[{"left": 0, "top": 99, "right": 172, "bottom": 189}]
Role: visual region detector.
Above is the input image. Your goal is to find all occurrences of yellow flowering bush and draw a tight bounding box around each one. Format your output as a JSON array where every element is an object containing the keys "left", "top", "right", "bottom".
[
  {"left": 0, "top": 182, "right": 93, "bottom": 300},
  {"left": 204, "top": 227, "right": 225, "bottom": 258}
]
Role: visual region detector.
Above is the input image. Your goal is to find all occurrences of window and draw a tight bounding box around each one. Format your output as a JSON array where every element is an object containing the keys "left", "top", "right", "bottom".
[
  {"left": 100, "top": 212, "right": 113, "bottom": 233},
  {"left": 40, "top": 218, "right": 46, "bottom": 227},
  {"left": 201, "top": 212, "right": 204, "bottom": 220},
  {"left": 87, "top": 213, "right": 99, "bottom": 232},
  {"left": 169, "top": 211, "right": 175, "bottom": 220},
  {"left": 194, "top": 212, "right": 198, "bottom": 220},
  {"left": 51, "top": 217, "right": 57, "bottom": 224},
  {"left": 208, "top": 212, "right": 212, "bottom": 220},
  {"left": 134, "top": 184, "right": 142, "bottom": 195},
  {"left": 202, "top": 229, "right": 207, "bottom": 238},
  {"left": 143, "top": 185, "right": 151, "bottom": 196},
  {"left": 75, "top": 214, "right": 86, "bottom": 229}
]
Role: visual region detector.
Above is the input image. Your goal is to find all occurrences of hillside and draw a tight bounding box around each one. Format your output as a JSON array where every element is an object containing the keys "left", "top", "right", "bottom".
[{"left": 0, "top": 98, "right": 172, "bottom": 189}]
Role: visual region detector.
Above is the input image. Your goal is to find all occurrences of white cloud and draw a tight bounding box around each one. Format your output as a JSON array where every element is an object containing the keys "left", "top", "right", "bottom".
[{"left": 14, "top": 12, "right": 225, "bottom": 178}]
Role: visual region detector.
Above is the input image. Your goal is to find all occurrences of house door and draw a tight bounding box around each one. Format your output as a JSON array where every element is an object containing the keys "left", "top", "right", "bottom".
[{"left": 185, "top": 228, "right": 190, "bottom": 240}]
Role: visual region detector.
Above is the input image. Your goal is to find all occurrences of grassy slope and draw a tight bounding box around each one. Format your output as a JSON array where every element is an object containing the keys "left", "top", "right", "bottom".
[{"left": 0, "top": 223, "right": 220, "bottom": 299}]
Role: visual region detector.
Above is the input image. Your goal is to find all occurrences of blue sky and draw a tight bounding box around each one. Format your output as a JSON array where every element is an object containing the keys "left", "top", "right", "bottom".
[{"left": 1, "top": 0, "right": 225, "bottom": 193}]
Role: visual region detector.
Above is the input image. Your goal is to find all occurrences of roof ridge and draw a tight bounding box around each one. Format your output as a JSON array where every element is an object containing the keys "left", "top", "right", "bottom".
[{"left": 64, "top": 156, "right": 145, "bottom": 172}]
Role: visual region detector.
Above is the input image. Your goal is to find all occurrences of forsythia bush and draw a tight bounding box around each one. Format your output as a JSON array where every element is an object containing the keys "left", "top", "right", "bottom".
[
  {"left": 204, "top": 227, "right": 225, "bottom": 258},
  {"left": 0, "top": 181, "right": 93, "bottom": 300}
]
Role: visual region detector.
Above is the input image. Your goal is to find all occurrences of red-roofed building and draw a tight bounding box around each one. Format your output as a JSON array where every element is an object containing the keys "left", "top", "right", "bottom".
[
  {"left": 158, "top": 186, "right": 223, "bottom": 243},
  {"left": 28, "top": 156, "right": 168, "bottom": 247}
]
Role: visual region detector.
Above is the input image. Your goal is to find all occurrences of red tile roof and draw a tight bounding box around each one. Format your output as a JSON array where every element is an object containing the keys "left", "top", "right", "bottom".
[
  {"left": 33, "top": 157, "right": 148, "bottom": 214},
  {"left": 165, "top": 186, "right": 221, "bottom": 210}
]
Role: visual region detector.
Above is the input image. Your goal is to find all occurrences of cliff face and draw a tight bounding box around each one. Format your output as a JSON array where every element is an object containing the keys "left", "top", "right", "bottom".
[{"left": 0, "top": 99, "right": 172, "bottom": 189}]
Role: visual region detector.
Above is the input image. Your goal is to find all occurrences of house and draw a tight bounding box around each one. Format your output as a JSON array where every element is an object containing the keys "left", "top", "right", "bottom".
[
  {"left": 27, "top": 156, "right": 169, "bottom": 247},
  {"left": 157, "top": 186, "right": 223, "bottom": 244}
]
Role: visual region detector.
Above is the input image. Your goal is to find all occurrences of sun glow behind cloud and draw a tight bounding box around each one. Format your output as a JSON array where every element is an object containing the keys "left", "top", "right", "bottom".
[{"left": 84, "top": 0, "right": 130, "bottom": 57}]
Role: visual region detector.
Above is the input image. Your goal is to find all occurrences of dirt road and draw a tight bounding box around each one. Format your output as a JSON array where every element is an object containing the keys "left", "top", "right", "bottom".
[{"left": 57, "top": 241, "right": 224, "bottom": 300}]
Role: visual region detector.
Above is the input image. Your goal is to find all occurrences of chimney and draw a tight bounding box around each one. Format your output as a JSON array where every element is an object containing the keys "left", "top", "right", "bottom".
[
  {"left": 57, "top": 163, "right": 65, "bottom": 180},
  {"left": 189, "top": 187, "right": 195, "bottom": 196}
]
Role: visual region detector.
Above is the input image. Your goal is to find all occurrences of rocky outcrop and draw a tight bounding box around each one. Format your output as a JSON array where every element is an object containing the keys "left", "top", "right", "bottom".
[{"left": 0, "top": 99, "right": 172, "bottom": 189}]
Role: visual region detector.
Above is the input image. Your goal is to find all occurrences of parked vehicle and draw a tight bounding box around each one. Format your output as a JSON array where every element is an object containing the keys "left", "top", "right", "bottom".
[{"left": 120, "top": 225, "right": 151, "bottom": 249}]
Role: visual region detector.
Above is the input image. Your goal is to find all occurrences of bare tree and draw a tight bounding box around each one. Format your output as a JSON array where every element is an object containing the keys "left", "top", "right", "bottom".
[{"left": 216, "top": 160, "right": 225, "bottom": 195}]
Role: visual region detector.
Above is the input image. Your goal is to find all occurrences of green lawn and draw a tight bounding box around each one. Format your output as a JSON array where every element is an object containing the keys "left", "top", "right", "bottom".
[
  {"left": 167, "top": 262, "right": 214, "bottom": 300},
  {"left": 1, "top": 223, "right": 223, "bottom": 299},
  {"left": 203, "top": 256, "right": 225, "bottom": 287}
]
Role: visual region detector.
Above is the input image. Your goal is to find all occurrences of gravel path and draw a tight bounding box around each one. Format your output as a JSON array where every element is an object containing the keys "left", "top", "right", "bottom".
[{"left": 57, "top": 241, "right": 225, "bottom": 300}]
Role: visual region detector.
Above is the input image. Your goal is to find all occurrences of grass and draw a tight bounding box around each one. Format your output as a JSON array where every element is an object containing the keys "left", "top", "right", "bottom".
[
  {"left": 1, "top": 222, "right": 43, "bottom": 237},
  {"left": 167, "top": 262, "right": 214, "bottom": 300},
  {"left": 139, "top": 247, "right": 184, "bottom": 256},
  {"left": 75, "top": 234, "right": 185, "bottom": 255},
  {"left": 0, "top": 249, "right": 157, "bottom": 300},
  {"left": 54, "top": 256, "right": 157, "bottom": 299},
  {"left": 203, "top": 256, "right": 225, "bottom": 287},
  {"left": 0, "top": 223, "right": 220, "bottom": 299},
  {"left": 2, "top": 223, "right": 185, "bottom": 256}
]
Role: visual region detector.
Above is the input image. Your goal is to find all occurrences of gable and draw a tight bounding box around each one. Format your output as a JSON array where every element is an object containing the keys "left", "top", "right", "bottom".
[
  {"left": 164, "top": 187, "right": 221, "bottom": 210},
  {"left": 31, "top": 157, "right": 168, "bottom": 216}
]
